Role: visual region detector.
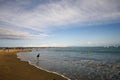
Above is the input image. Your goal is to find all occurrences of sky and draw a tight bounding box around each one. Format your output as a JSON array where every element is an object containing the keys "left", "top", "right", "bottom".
[{"left": 0, "top": 0, "right": 120, "bottom": 47}]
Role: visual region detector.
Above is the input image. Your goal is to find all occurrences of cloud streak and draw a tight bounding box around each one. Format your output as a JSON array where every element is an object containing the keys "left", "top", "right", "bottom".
[
  {"left": 0, "top": 0, "right": 120, "bottom": 39},
  {"left": 0, "top": 27, "right": 48, "bottom": 39},
  {"left": 1, "top": 0, "right": 120, "bottom": 27}
]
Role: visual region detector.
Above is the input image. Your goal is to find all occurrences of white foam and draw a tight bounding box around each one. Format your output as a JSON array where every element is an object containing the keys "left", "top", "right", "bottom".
[{"left": 17, "top": 53, "right": 71, "bottom": 80}]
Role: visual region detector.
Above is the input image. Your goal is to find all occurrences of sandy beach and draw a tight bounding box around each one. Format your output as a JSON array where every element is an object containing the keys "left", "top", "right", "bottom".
[{"left": 0, "top": 49, "right": 68, "bottom": 80}]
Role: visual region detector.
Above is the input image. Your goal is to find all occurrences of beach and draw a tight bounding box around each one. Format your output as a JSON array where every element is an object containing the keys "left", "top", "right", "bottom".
[
  {"left": 18, "top": 47, "right": 120, "bottom": 80},
  {"left": 0, "top": 49, "right": 68, "bottom": 80}
]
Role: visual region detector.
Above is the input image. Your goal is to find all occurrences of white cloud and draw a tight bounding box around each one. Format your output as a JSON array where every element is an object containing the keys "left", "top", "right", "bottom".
[
  {"left": 0, "top": 0, "right": 120, "bottom": 41},
  {"left": 0, "top": 0, "right": 120, "bottom": 31},
  {"left": 0, "top": 27, "right": 48, "bottom": 39}
]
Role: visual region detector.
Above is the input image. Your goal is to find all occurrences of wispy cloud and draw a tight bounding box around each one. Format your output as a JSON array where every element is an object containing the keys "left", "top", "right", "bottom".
[
  {"left": 0, "top": 27, "right": 48, "bottom": 39},
  {"left": 1, "top": 0, "right": 120, "bottom": 28},
  {"left": 0, "top": 0, "right": 120, "bottom": 39}
]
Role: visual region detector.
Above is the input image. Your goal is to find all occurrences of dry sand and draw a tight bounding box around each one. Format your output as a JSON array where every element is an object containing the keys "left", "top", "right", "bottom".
[{"left": 0, "top": 49, "right": 68, "bottom": 80}]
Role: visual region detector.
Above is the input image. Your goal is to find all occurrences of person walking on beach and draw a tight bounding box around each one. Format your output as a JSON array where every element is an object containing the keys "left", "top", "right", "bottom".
[
  {"left": 37, "top": 53, "right": 40, "bottom": 60},
  {"left": 36, "top": 53, "right": 40, "bottom": 66}
]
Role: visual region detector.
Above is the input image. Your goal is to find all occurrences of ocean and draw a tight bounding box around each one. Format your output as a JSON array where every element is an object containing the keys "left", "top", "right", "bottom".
[{"left": 17, "top": 47, "right": 120, "bottom": 80}]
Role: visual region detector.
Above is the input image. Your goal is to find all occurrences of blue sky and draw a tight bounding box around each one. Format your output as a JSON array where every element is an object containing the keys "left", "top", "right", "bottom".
[{"left": 0, "top": 0, "right": 120, "bottom": 47}]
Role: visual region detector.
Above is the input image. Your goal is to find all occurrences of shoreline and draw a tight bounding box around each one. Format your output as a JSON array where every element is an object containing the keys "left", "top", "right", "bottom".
[
  {"left": 0, "top": 49, "right": 69, "bottom": 80},
  {"left": 17, "top": 52, "right": 71, "bottom": 80}
]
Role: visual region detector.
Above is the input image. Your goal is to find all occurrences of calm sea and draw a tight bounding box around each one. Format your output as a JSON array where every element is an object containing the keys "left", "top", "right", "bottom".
[{"left": 17, "top": 47, "right": 120, "bottom": 80}]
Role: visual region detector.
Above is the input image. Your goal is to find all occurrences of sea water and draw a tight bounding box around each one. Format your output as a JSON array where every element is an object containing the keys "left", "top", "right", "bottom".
[{"left": 17, "top": 47, "right": 120, "bottom": 80}]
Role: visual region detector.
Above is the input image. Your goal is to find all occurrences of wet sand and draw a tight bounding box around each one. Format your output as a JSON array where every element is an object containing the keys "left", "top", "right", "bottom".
[{"left": 0, "top": 49, "right": 68, "bottom": 80}]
